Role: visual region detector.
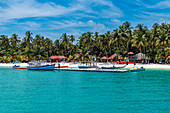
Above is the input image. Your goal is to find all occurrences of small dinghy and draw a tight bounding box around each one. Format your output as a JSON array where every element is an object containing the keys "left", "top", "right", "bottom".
[
  {"left": 13, "top": 65, "right": 20, "bottom": 68},
  {"left": 13, "top": 65, "right": 27, "bottom": 69},
  {"left": 130, "top": 67, "right": 145, "bottom": 72}
]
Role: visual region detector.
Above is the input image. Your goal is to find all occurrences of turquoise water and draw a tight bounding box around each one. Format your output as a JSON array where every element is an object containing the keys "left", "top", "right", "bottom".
[{"left": 0, "top": 68, "right": 169, "bottom": 113}]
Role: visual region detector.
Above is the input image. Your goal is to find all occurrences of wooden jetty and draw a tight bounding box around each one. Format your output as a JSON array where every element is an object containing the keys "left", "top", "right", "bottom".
[{"left": 55, "top": 68, "right": 129, "bottom": 73}]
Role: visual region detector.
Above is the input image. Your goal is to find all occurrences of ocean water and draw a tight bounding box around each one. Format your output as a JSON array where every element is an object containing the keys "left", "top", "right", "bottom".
[{"left": 0, "top": 68, "right": 169, "bottom": 113}]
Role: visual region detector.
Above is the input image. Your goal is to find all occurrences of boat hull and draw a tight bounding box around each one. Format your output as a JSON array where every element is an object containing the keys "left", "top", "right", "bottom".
[
  {"left": 130, "top": 68, "right": 145, "bottom": 72},
  {"left": 27, "top": 64, "right": 55, "bottom": 70},
  {"left": 78, "top": 66, "right": 97, "bottom": 68},
  {"left": 101, "top": 67, "right": 115, "bottom": 69}
]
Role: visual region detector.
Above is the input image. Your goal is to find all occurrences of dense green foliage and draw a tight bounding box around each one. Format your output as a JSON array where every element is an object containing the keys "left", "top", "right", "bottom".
[{"left": 0, "top": 22, "right": 169, "bottom": 62}]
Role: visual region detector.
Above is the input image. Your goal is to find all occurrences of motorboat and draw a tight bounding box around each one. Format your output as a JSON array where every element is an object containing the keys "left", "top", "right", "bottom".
[{"left": 27, "top": 62, "right": 55, "bottom": 70}]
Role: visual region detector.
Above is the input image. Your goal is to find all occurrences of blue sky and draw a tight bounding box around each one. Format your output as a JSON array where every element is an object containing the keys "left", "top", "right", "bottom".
[{"left": 0, "top": 0, "right": 169, "bottom": 40}]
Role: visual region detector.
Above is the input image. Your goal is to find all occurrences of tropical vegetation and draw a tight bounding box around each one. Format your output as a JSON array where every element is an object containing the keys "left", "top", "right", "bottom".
[{"left": 0, "top": 22, "right": 169, "bottom": 62}]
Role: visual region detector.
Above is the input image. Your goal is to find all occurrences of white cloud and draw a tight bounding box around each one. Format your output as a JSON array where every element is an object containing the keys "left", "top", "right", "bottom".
[
  {"left": 74, "top": 0, "right": 123, "bottom": 18},
  {"left": 142, "top": 12, "right": 170, "bottom": 18},
  {"left": 0, "top": 0, "right": 120, "bottom": 37},
  {"left": 111, "top": 19, "right": 121, "bottom": 23},
  {"left": 0, "top": 0, "right": 83, "bottom": 21},
  {"left": 87, "top": 20, "right": 109, "bottom": 32},
  {"left": 49, "top": 20, "right": 109, "bottom": 32},
  {"left": 147, "top": 0, "right": 170, "bottom": 9}
]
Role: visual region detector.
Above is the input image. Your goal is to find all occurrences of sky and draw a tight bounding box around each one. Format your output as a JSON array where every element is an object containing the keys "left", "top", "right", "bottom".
[{"left": 0, "top": 0, "right": 169, "bottom": 40}]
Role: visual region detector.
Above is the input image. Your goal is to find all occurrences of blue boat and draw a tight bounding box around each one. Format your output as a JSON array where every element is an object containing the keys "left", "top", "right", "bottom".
[
  {"left": 13, "top": 65, "right": 20, "bottom": 68},
  {"left": 27, "top": 62, "right": 55, "bottom": 70}
]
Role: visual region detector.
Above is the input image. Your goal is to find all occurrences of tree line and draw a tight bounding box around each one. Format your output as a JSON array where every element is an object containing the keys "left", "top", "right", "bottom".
[{"left": 0, "top": 22, "right": 169, "bottom": 62}]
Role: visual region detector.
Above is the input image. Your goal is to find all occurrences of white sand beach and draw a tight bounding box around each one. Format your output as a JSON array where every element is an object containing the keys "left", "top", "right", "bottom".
[{"left": 0, "top": 62, "right": 169, "bottom": 69}]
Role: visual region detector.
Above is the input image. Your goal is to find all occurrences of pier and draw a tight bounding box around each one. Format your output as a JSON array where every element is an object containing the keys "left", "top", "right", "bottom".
[{"left": 55, "top": 68, "right": 129, "bottom": 73}]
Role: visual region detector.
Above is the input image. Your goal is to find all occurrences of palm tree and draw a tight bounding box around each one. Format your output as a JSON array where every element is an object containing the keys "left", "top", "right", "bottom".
[
  {"left": 45, "top": 38, "right": 52, "bottom": 58},
  {"left": 78, "top": 47, "right": 90, "bottom": 61},
  {"left": 69, "top": 35, "right": 75, "bottom": 43},
  {"left": 9, "top": 34, "right": 21, "bottom": 56},
  {"left": 25, "top": 31, "right": 33, "bottom": 45},
  {"left": 132, "top": 24, "right": 149, "bottom": 62},
  {"left": 60, "top": 33, "right": 70, "bottom": 56},
  {"left": 157, "top": 31, "right": 168, "bottom": 59},
  {"left": 0, "top": 35, "right": 10, "bottom": 56},
  {"left": 111, "top": 28, "right": 122, "bottom": 60}
]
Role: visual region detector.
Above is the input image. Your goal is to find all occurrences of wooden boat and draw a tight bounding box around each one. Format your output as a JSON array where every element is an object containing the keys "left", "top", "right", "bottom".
[
  {"left": 27, "top": 64, "right": 55, "bottom": 70},
  {"left": 27, "top": 62, "right": 55, "bottom": 70},
  {"left": 130, "top": 67, "right": 145, "bottom": 72}
]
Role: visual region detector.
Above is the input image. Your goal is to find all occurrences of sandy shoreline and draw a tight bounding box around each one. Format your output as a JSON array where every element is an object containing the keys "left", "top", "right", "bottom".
[{"left": 0, "top": 63, "right": 169, "bottom": 69}]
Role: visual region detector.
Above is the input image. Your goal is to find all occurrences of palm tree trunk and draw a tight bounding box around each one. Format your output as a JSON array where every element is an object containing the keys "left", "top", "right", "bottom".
[
  {"left": 163, "top": 42, "right": 166, "bottom": 59},
  {"left": 144, "top": 47, "right": 146, "bottom": 64},
  {"left": 157, "top": 46, "right": 159, "bottom": 63}
]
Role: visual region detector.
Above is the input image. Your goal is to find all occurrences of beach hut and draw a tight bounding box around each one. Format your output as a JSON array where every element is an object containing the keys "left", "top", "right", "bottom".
[
  {"left": 108, "top": 53, "right": 123, "bottom": 61},
  {"left": 128, "top": 52, "right": 135, "bottom": 61},
  {"left": 135, "top": 53, "right": 151, "bottom": 63},
  {"left": 108, "top": 53, "right": 117, "bottom": 60},
  {"left": 100, "top": 57, "right": 107, "bottom": 62}
]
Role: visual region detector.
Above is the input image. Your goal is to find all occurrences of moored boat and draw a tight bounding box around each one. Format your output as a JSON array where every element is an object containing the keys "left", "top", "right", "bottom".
[
  {"left": 130, "top": 67, "right": 145, "bottom": 72},
  {"left": 78, "top": 66, "right": 97, "bottom": 68},
  {"left": 13, "top": 65, "right": 27, "bottom": 69},
  {"left": 13, "top": 65, "right": 20, "bottom": 68},
  {"left": 101, "top": 64, "right": 126, "bottom": 69},
  {"left": 27, "top": 62, "right": 55, "bottom": 70},
  {"left": 101, "top": 67, "right": 115, "bottom": 69}
]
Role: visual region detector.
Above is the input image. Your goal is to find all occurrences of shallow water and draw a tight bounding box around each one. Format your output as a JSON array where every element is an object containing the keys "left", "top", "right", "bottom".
[{"left": 0, "top": 68, "right": 169, "bottom": 113}]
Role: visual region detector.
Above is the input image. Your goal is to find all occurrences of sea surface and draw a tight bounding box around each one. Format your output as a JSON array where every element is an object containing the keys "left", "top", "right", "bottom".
[{"left": 0, "top": 68, "right": 169, "bottom": 113}]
